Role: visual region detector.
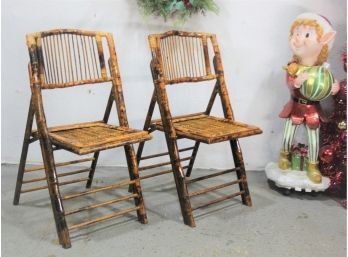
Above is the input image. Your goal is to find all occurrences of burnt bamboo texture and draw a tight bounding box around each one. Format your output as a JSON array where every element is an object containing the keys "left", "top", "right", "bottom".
[
  {"left": 13, "top": 29, "right": 151, "bottom": 248},
  {"left": 136, "top": 30, "right": 262, "bottom": 227}
]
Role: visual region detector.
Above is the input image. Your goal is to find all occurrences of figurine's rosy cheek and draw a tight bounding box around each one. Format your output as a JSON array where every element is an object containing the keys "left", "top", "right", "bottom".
[
  {"left": 304, "top": 36, "right": 319, "bottom": 47},
  {"left": 304, "top": 38, "right": 311, "bottom": 46}
]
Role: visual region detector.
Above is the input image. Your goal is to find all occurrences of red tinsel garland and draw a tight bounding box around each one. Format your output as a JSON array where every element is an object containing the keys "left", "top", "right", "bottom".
[{"left": 319, "top": 51, "right": 347, "bottom": 204}]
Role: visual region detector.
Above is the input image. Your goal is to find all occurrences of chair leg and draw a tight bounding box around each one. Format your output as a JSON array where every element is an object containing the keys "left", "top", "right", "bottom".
[
  {"left": 86, "top": 87, "right": 114, "bottom": 189},
  {"left": 86, "top": 151, "right": 100, "bottom": 188},
  {"left": 229, "top": 139, "right": 252, "bottom": 206},
  {"left": 13, "top": 133, "right": 32, "bottom": 205},
  {"left": 166, "top": 138, "right": 196, "bottom": 227},
  {"left": 127, "top": 139, "right": 147, "bottom": 193},
  {"left": 130, "top": 89, "right": 157, "bottom": 191},
  {"left": 40, "top": 142, "right": 71, "bottom": 248},
  {"left": 13, "top": 99, "right": 35, "bottom": 205},
  {"left": 185, "top": 141, "right": 200, "bottom": 177},
  {"left": 13, "top": 138, "right": 30, "bottom": 205},
  {"left": 124, "top": 145, "right": 147, "bottom": 224}
]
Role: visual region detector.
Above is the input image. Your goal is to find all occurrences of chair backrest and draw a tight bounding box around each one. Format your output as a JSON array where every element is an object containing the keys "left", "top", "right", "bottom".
[
  {"left": 148, "top": 30, "right": 234, "bottom": 121},
  {"left": 26, "top": 29, "right": 130, "bottom": 128},
  {"left": 26, "top": 29, "right": 119, "bottom": 89},
  {"left": 148, "top": 31, "right": 220, "bottom": 85}
]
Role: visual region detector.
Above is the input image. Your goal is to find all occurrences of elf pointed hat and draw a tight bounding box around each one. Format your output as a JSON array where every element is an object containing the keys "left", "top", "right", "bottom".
[{"left": 294, "top": 12, "right": 335, "bottom": 49}]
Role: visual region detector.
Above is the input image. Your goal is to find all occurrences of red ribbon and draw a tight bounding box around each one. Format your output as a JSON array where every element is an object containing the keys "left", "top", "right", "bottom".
[{"left": 291, "top": 143, "right": 308, "bottom": 157}]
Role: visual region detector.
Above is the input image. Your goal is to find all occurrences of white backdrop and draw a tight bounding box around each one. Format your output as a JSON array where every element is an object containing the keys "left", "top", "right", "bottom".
[{"left": 1, "top": 0, "right": 347, "bottom": 170}]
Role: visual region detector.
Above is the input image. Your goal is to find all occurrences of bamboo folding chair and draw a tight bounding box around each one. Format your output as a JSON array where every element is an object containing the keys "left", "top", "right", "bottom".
[
  {"left": 13, "top": 29, "right": 151, "bottom": 248},
  {"left": 136, "top": 31, "right": 262, "bottom": 227}
]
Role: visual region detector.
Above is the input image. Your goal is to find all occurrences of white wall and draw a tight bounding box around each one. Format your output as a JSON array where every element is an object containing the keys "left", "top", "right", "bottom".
[{"left": 1, "top": 0, "right": 346, "bottom": 170}]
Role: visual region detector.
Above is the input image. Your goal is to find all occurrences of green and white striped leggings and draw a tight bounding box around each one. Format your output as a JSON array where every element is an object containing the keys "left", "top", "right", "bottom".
[{"left": 281, "top": 118, "right": 319, "bottom": 162}]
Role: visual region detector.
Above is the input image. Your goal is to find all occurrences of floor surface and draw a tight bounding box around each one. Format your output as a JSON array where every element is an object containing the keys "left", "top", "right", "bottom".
[{"left": 1, "top": 164, "right": 346, "bottom": 257}]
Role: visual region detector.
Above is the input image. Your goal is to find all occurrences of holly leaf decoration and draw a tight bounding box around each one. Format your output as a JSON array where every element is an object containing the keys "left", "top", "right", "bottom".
[{"left": 137, "top": 0, "right": 219, "bottom": 23}]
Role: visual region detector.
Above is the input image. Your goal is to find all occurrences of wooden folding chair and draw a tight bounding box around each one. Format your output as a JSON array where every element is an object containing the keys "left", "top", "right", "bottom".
[
  {"left": 13, "top": 29, "right": 151, "bottom": 248},
  {"left": 136, "top": 31, "right": 262, "bottom": 227}
]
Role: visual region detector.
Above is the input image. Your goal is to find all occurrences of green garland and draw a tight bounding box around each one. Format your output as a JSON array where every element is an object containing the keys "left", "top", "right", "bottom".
[{"left": 137, "top": 0, "right": 219, "bottom": 23}]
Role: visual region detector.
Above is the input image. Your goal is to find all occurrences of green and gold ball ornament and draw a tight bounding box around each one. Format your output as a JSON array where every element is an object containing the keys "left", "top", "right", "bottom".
[{"left": 297, "top": 65, "right": 334, "bottom": 101}]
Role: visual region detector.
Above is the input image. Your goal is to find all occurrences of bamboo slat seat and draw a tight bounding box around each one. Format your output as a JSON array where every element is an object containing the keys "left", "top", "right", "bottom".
[
  {"left": 47, "top": 122, "right": 151, "bottom": 155},
  {"left": 152, "top": 114, "right": 262, "bottom": 144}
]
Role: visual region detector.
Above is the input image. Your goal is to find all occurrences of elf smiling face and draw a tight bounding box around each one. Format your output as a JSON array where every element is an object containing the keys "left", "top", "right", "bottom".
[
  {"left": 288, "top": 17, "right": 336, "bottom": 65},
  {"left": 289, "top": 25, "right": 322, "bottom": 61}
]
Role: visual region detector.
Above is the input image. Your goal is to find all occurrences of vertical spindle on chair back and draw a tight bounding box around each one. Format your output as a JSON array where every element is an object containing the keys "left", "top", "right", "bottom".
[
  {"left": 26, "top": 28, "right": 129, "bottom": 127},
  {"left": 149, "top": 31, "right": 218, "bottom": 85},
  {"left": 26, "top": 29, "right": 119, "bottom": 89},
  {"left": 148, "top": 30, "right": 234, "bottom": 120}
]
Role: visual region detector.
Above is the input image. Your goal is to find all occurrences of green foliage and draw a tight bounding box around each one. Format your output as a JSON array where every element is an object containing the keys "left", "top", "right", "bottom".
[{"left": 137, "top": 0, "right": 219, "bottom": 23}]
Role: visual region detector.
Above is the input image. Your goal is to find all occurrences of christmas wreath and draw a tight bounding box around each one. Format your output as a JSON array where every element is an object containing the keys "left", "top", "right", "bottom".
[{"left": 137, "top": 0, "right": 219, "bottom": 23}]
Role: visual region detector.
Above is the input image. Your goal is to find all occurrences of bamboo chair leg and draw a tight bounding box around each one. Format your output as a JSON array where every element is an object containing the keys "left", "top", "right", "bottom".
[
  {"left": 124, "top": 145, "right": 147, "bottom": 224},
  {"left": 166, "top": 137, "right": 195, "bottom": 227},
  {"left": 137, "top": 89, "right": 157, "bottom": 163},
  {"left": 86, "top": 89, "right": 114, "bottom": 188},
  {"left": 129, "top": 89, "right": 157, "bottom": 192},
  {"left": 153, "top": 74, "right": 195, "bottom": 226},
  {"left": 129, "top": 140, "right": 146, "bottom": 193},
  {"left": 185, "top": 141, "right": 200, "bottom": 177},
  {"left": 86, "top": 151, "right": 100, "bottom": 188},
  {"left": 39, "top": 142, "right": 71, "bottom": 248},
  {"left": 230, "top": 139, "right": 252, "bottom": 206},
  {"left": 185, "top": 82, "right": 217, "bottom": 178},
  {"left": 136, "top": 141, "right": 146, "bottom": 164},
  {"left": 13, "top": 99, "right": 35, "bottom": 205}
]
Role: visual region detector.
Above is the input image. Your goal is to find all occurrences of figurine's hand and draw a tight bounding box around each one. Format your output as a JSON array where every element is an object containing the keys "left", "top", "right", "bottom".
[
  {"left": 294, "top": 73, "right": 309, "bottom": 88},
  {"left": 332, "top": 79, "right": 340, "bottom": 95}
]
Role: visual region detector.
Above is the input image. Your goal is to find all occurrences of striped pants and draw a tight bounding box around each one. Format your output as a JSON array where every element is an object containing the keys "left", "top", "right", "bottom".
[{"left": 281, "top": 118, "right": 319, "bottom": 162}]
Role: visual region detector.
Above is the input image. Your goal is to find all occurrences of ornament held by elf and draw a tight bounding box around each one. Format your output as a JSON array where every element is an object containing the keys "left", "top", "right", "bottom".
[{"left": 278, "top": 13, "right": 340, "bottom": 183}]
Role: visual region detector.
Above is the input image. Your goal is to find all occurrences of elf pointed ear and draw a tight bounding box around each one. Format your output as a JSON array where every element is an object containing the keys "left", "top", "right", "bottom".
[{"left": 320, "top": 31, "right": 336, "bottom": 45}]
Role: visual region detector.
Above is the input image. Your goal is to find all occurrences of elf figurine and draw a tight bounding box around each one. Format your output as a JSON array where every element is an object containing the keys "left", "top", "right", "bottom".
[{"left": 278, "top": 13, "right": 340, "bottom": 183}]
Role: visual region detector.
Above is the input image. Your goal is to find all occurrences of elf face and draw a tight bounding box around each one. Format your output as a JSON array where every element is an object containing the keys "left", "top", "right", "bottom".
[{"left": 289, "top": 25, "right": 322, "bottom": 61}]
